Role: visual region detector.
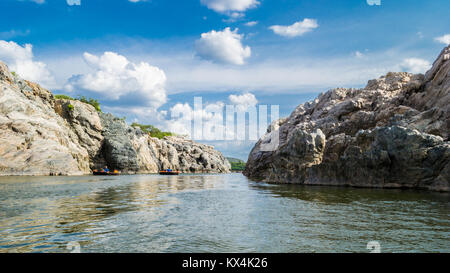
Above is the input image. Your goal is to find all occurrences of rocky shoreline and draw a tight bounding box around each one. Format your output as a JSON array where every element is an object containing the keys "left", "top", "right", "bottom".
[
  {"left": 244, "top": 46, "right": 450, "bottom": 192},
  {"left": 0, "top": 61, "right": 230, "bottom": 176}
]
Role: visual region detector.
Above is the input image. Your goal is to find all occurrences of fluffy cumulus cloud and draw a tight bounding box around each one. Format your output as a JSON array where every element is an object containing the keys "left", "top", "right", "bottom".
[
  {"left": 400, "top": 58, "right": 431, "bottom": 74},
  {"left": 200, "top": 0, "right": 259, "bottom": 13},
  {"left": 228, "top": 92, "right": 257, "bottom": 111},
  {"left": 166, "top": 100, "right": 226, "bottom": 139},
  {"left": 65, "top": 51, "right": 167, "bottom": 108},
  {"left": 0, "top": 40, "right": 55, "bottom": 87},
  {"left": 269, "top": 19, "right": 319, "bottom": 37},
  {"left": 195, "top": 28, "right": 251, "bottom": 65},
  {"left": 162, "top": 94, "right": 261, "bottom": 159},
  {"left": 67, "top": 0, "right": 81, "bottom": 5},
  {"left": 435, "top": 34, "right": 450, "bottom": 45},
  {"left": 166, "top": 92, "right": 259, "bottom": 140}
]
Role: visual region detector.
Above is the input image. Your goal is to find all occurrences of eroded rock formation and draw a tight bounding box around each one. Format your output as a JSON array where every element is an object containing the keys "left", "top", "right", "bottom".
[{"left": 244, "top": 46, "right": 450, "bottom": 191}]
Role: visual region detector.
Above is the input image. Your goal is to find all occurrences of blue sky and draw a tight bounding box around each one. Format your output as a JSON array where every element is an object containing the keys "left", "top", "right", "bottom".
[{"left": 0, "top": 0, "right": 449, "bottom": 160}]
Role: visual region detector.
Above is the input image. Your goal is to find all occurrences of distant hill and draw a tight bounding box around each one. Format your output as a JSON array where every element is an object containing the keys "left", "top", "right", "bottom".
[
  {"left": 226, "top": 157, "right": 245, "bottom": 164},
  {"left": 226, "top": 157, "right": 246, "bottom": 172}
]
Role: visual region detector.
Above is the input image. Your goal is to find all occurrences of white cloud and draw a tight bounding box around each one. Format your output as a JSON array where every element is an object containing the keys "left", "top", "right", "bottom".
[
  {"left": 354, "top": 51, "right": 364, "bottom": 58},
  {"left": 0, "top": 40, "right": 55, "bottom": 87},
  {"left": 167, "top": 103, "right": 194, "bottom": 136},
  {"left": 65, "top": 51, "right": 167, "bottom": 108},
  {"left": 67, "top": 0, "right": 81, "bottom": 6},
  {"left": 400, "top": 58, "right": 431, "bottom": 74},
  {"left": 30, "top": 0, "right": 45, "bottom": 3},
  {"left": 269, "top": 19, "right": 318, "bottom": 37},
  {"left": 222, "top": 12, "right": 245, "bottom": 23},
  {"left": 195, "top": 28, "right": 251, "bottom": 65},
  {"left": 229, "top": 92, "right": 257, "bottom": 111},
  {"left": 200, "top": 0, "right": 259, "bottom": 13},
  {"left": 434, "top": 34, "right": 450, "bottom": 45},
  {"left": 244, "top": 21, "right": 258, "bottom": 27},
  {"left": 167, "top": 92, "right": 258, "bottom": 139},
  {"left": 167, "top": 100, "right": 226, "bottom": 138}
]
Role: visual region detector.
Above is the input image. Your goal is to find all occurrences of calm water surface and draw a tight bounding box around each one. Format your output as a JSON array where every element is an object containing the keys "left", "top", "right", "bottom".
[{"left": 0, "top": 174, "right": 448, "bottom": 253}]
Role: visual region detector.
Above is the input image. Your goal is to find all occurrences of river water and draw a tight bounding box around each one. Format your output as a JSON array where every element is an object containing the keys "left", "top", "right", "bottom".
[{"left": 0, "top": 173, "right": 448, "bottom": 253}]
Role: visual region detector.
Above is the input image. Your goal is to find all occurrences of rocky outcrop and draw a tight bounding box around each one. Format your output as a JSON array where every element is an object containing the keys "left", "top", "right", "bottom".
[
  {"left": 0, "top": 61, "right": 230, "bottom": 175},
  {"left": 0, "top": 62, "right": 90, "bottom": 175},
  {"left": 244, "top": 46, "right": 450, "bottom": 191},
  {"left": 95, "top": 113, "right": 230, "bottom": 174}
]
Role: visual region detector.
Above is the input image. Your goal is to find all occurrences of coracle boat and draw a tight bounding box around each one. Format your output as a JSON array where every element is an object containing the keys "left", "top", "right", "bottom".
[
  {"left": 93, "top": 169, "right": 121, "bottom": 176},
  {"left": 159, "top": 170, "right": 180, "bottom": 175}
]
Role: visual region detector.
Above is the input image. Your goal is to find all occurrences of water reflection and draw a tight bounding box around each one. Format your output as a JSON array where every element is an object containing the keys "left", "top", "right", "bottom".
[
  {"left": 0, "top": 174, "right": 448, "bottom": 253},
  {"left": 0, "top": 175, "right": 223, "bottom": 252},
  {"left": 247, "top": 182, "right": 450, "bottom": 252},
  {"left": 249, "top": 182, "right": 450, "bottom": 204}
]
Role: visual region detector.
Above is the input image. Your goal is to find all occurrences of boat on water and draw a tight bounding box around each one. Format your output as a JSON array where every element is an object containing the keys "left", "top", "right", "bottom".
[
  {"left": 93, "top": 169, "right": 121, "bottom": 176},
  {"left": 159, "top": 169, "right": 180, "bottom": 175}
]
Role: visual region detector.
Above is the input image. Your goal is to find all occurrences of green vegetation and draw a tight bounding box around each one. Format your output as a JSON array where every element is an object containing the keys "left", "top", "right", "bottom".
[
  {"left": 230, "top": 162, "right": 246, "bottom": 171},
  {"left": 54, "top": 94, "right": 101, "bottom": 112},
  {"left": 67, "top": 104, "right": 74, "bottom": 111},
  {"left": 54, "top": 94, "right": 74, "bottom": 100},
  {"left": 131, "top": 123, "right": 175, "bottom": 139},
  {"left": 11, "top": 71, "right": 16, "bottom": 77},
  {"left": 78, "top": 96, "right": 101, "bottom": 112},
  {"left": 226, "top": 157, "right": 246, "bottom": 171}
]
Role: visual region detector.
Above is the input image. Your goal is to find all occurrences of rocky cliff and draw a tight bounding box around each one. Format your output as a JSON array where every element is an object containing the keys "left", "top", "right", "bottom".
[
  {"left": 244, "top": 46, "right": 450, "bottom": 191},
  {"left": 0, "top": 61, "right": 230, "bottom": 175}
]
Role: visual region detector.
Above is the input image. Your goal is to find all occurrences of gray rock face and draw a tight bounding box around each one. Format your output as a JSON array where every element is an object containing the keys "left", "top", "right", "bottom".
[
  {"left": 244, "top": 46, "right": 450, "bottom": 191},
  {"left": 97, "top": 113, "right": 142, "bottom": 172},
  {"left": 0, "top": 61, "right": 230, "bottom": 175},
  {"left": 95, "top": 113, "right": 231, "bottom": 174},
  {"left": 154, "top": 136, "right": 231, "bottom": 173}
]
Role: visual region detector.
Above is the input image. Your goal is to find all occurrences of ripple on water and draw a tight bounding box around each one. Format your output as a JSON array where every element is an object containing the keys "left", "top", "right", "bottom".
[{"left": 0, "top": 174, "right": 449, "bottom": 253}]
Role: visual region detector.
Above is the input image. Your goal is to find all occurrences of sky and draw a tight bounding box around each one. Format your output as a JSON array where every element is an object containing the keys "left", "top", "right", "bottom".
[{"left": 0, "top": 0, "right": 449, "bottom": 160}]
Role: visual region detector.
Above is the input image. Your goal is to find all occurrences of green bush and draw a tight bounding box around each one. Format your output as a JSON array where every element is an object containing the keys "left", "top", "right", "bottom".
[
  {"left": 54, "top": 94, "right": 101, "bottom": 112},
  {"left": 131, "top": 123, "right": 175, "bottom": 139},
  {"left": 67, "top": 104, "right": 74, "bottom": 111},
  {"left": 77, "top": 96, "right": 101, "bottom": 112},
  {"left": 11, "top": 71, "right": 16, "bottom": 77},
  {"left": 230, "top": 162, "right": 246, "bottom": 171},
  {"left": 54, "top": 94, "right": 74, "bottom": 100}
]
